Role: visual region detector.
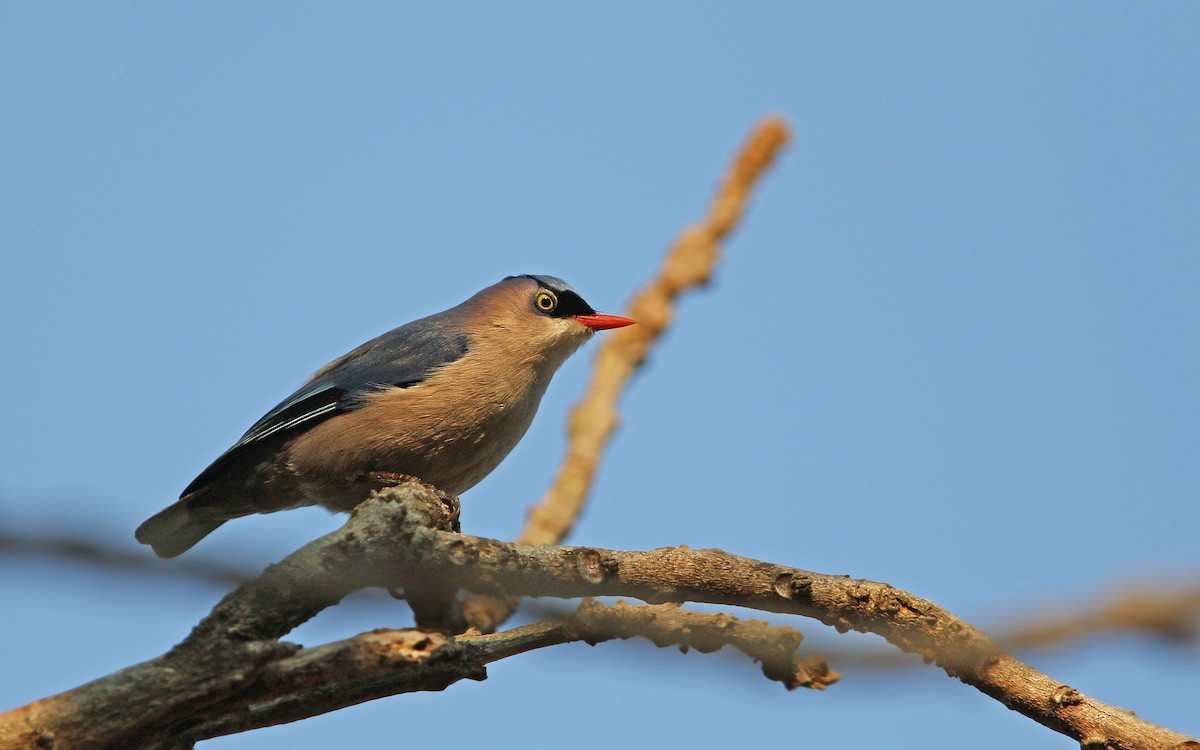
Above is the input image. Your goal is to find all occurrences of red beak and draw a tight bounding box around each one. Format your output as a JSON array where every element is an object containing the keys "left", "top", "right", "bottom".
[{"left": 575, "top": 313, "right": 637, "bottom": 331}]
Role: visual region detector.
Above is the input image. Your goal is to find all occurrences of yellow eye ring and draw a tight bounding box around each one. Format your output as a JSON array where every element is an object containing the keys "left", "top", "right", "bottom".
[{"left": 535, "top": 291, "right": 557, "bottom": 312}]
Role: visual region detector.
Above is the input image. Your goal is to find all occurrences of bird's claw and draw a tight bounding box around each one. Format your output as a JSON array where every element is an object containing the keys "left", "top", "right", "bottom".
[{"left": 365, "top": 471, "right": 461, "bottom": 532}]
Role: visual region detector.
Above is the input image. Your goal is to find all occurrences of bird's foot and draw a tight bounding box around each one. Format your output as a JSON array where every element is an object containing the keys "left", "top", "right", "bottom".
[{"left": 365, "top": 471, "right": 461, "bottom": 532}]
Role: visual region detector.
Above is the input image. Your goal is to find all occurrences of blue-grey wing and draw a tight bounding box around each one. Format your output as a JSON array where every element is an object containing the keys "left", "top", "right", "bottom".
[{"left": 180, "top": 313, "right": 468, "bottom": 498}]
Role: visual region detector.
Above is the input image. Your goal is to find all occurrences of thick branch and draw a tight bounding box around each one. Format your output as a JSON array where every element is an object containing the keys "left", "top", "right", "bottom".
[
  {"left": 0, "top": 485, "right": 458, "bottom": 750},
  {"left": 6, "top": 528, "right": 1198, "bottom": 655},
  {"left": 3, "top": 487, "right": 1192, "bottom": 750},
  {"left": 359, "top": 494, "right": 1198, "bottom": 749}
]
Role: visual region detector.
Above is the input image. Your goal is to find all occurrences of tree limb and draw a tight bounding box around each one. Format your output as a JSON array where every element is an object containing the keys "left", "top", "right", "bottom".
[
  {"left": 163, "top": 601, "right": 833, "bottom": 747},
  {"left": 2, "top": 485, "right": 1193, "bottom": 750},
  {"left": 520, "top": 116, "right": 791, "bottom": 549},
  {"left": 6, "top": 527, "right": 1199, "bottom": 658},
  {"left": 0, "top": 527, "right": 253, "bottom": 587},
  {"left": 818, "top": 580, "right": 1200, "bottom": 671}
]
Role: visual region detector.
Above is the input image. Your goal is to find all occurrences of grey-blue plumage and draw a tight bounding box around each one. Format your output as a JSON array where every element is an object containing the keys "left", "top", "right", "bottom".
[
  {"left": 181, "top": 312, "right": 471, "bottom": 500},
  {"left": 136, "top": 275, "right": 634, "bottom": 557}
]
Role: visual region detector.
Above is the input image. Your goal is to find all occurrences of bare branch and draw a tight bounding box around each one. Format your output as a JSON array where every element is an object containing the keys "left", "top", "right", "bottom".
[
  {"left": 0, "top": 528, "right": 253, "bottom": 587},
  {"left": 173, "top": 601, "right": 832, "bottom": 745},
  {"left": 810, "top": 580, "right": 1200, "bottom": 672},
  {"left": 466, "top": 117, "right": 792, "bottom": 633},
  {"left": 2, "top": 486, "right": 1193, "bottom": 750},
  {"left": 567, "top": 599, "right": 838, "bottom": 691},
  {"left": 521, "top": 116, "right": 791, "bottom": 549},
  {"left": 1000, "top": 582, "right": 1200, "bottom": 649},
  {"left": 146, "top": 630, "right": 479, "bottom": 747},
  {"left": 7, "top": 526, "right": 1198, "bottom": 660}
]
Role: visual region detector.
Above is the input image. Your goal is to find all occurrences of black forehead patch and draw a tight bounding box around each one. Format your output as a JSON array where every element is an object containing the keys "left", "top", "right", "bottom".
[
  {"left": 551, "top": 288, "right": 595, "bottom": 317},
  {"left": 505, "top": 274, "right": 594, "bottom": 317}
]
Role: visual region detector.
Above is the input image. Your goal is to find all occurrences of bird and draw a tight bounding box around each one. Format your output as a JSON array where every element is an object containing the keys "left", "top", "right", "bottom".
[{"left": 136, "top": 274, "right": 635, "bottom": 558}]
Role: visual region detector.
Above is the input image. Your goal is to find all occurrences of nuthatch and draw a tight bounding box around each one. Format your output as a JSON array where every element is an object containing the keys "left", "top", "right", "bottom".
[{"left": 136, "top": 275, "right": 634, "bottom": 558}]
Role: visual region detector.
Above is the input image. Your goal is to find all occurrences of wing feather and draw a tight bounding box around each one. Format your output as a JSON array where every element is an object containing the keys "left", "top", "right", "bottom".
[{"left": 180, "top": 313, "right": 469, "bottom": 499}]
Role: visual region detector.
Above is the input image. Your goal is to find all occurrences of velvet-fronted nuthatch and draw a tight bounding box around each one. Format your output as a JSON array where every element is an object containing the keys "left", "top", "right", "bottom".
[{"left": 136, "top": 275, "right": 635, "bottom": 557}]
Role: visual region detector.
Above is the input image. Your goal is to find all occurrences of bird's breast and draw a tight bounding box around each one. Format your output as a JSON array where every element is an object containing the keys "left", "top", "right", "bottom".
[{"left": 286, "top": 352, "right": 551, "bottom": 507}]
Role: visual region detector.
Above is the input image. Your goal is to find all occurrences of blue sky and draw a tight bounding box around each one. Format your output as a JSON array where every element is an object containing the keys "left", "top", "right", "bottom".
[{"left": 2, "top": 3, "right": 1197, "bottom": 747}]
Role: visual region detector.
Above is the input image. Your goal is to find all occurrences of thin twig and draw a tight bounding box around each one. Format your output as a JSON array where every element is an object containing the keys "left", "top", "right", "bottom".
[
  {"left": 808, "top": 580, "right": 1200, "bottom": 671},
  {"left": 1000, "top": 583, "right": 1200, "bottom": 648},
  {"left": 521, "top": 116, "right": 791, "bottom": 547},
  {"left": 464, "top": 118, "right": 792, "bottom": 633},
  {"left": 0, "top": 529, "right": 252, "bottom": 587},
  {"left": 567, "top": 599, "right": 838, "bottom": 690}
]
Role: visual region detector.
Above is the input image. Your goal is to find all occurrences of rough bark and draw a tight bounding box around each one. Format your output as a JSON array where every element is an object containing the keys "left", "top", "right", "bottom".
[{"left": 1, "top": 485, "right": 1193, "bottom": 750}]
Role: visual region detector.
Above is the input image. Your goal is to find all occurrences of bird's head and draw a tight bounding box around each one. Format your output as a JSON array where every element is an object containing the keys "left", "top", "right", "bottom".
[{"left": 466, "top": 274, "right": 635, "bottom": 366}]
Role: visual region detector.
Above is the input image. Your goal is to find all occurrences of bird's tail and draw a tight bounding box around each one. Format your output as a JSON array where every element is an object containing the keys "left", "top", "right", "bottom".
[{"left": 135, "top": 497, "right": 226, "bottom": 558}]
